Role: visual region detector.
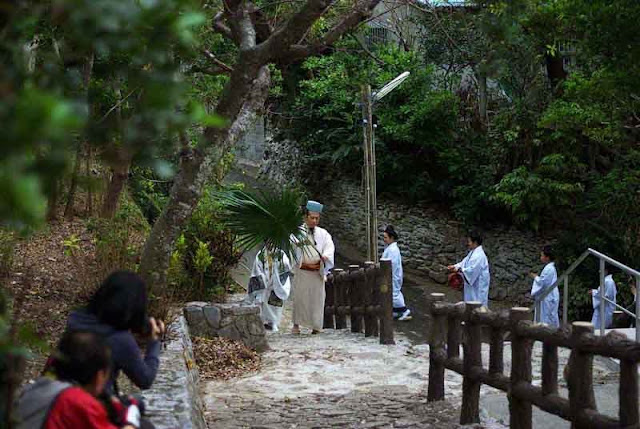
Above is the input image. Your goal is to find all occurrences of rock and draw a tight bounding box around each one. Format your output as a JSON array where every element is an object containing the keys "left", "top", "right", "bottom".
[
  {"left": 203, "top": 306, "right": 221, "bottom": 329},
  {"left": 428, "top": 270, "right": 448, "bottom": 285}
]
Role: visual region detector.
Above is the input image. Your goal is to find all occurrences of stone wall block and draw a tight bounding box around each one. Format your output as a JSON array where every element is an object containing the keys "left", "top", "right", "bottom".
[{"left": 203, "top": 306, "right": 221, "bottom": 329}]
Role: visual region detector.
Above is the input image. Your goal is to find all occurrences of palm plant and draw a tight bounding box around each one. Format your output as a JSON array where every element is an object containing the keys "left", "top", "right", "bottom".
[{"left": 216, "top": 188, "right": 308, "bottom": 263}]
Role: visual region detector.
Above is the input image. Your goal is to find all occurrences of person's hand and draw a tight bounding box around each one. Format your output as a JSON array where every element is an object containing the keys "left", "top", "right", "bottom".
[
  {"left": 447, "top": 265, "right": 456, "bottom": 272},
  {"left": 149, "top": 317, "right": 165, "bottom": 341},
  {"left": 321, "top": 256, "right": 329, "bottom": 262},
  {"left": 529, "top": 272, "right": 537, "bottom": 279}
]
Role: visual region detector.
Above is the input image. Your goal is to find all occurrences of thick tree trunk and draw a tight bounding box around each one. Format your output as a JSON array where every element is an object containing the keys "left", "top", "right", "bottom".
[
  {"left": 139, "top": 65, "right": 271, "bottom": 295},
  {"left": 101, "top": 149, "right": 133, "bottom": 218}
]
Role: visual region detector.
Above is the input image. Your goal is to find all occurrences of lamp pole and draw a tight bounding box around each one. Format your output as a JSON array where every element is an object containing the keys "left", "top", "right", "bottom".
[
  {"left": 361, "top": 72, "right": 410, "bottom": 262},
  {"left": 361, "top": 85, "right": 375, "bottom": 261}
]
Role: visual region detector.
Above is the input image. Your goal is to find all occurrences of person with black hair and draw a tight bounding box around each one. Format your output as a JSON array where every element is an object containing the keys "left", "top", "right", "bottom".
[
  {"left": 447, "top": 230, "right": 491, "bottom": 307},
  {"left": 15, "top": 331, "right": 140, "bottom": 428},
  {"left": 381, "top": 225, "right": 411, "bottom": 321},
  {"left": 529, "top": 245, "right": 559, "bottom": 327},
  {"left": 63, "top": 271, "right": 164, "bottom": 395}
]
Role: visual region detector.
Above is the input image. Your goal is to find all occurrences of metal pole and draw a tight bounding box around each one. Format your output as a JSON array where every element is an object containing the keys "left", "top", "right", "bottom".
[
  {"left": 563, "top": 276, "right": 569, "bottom": 326},
  {"left": 371, "top": 122, "right": 378, "bottom": 261},
  {"left": 599, "top": 259, "right": 606, "bottom": 336},
  {"left": 361, "top": 85, "right": 373, "bottom": 261},
  {"left": 636, "top": 276, "right": 640, "bottom": 342}
]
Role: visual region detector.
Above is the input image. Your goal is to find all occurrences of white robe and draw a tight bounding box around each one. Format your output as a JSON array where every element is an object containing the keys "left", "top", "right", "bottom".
[
  {"left": 591, "top": 274, "right": 617, "bottom": 329},
  {"left": 292, "top": 225, "right": 335, "bottom": 330},
  {"left": 531, "top": 262, "right": 559, "bottom": 328},
  {"left": 245, "top": 249, "right": 292, "bottom": 332},
  {"left": 455, "top": 245, "right": 490, "bottom": 307},
  {"left": 381, "top": 242, "right": 405, "bottom": 309}
]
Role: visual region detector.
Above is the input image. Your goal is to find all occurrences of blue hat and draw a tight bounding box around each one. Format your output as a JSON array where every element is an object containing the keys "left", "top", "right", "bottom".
[{"left": 306, "top": 200, "right": 323, "bottom": 213}]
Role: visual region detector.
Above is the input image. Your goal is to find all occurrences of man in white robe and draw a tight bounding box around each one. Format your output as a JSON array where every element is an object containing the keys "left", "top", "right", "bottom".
[
  {"left": 381, "top": 225, "right": 411, "bottom": 321},
  {"left": 292, "top": 200, "right": 335, "bottom": 334},
  {"left": 530, "top": 245, "right": 559, "bottom": 328},
  {"left": 448, "top": 231, "right": 490, "bottom": 307},
  {"left": 245, "top": 248, "right": 292, "bottom": 332},
  {"left": 590, "top": 270, "right": 617, "bottom": 329}
]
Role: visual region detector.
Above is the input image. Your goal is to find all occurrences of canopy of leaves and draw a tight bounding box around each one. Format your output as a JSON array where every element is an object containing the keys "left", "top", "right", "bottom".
[{"left": 217, "top": 189, "right": 306, "bottom": 263}]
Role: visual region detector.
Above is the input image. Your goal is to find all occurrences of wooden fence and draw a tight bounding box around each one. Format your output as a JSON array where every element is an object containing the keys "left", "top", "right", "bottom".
[
  {"left": 323, "top": 258, "right": 395, "bottom": 345},
  {"left": 427, "top": 293, "right": 640, "bottom": 429}
]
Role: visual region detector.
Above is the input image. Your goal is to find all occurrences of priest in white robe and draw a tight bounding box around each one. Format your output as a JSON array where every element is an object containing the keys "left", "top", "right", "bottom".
[
  {"left": 591, "top": 270, "right": 617, "bottom": 329},
  {"left": 245, "top": 248, "right": 292, "bottom": 332},
  {"left": 448, "top": 231, "right": 490, "bottom": 307},
  {"left": 530, "top": 245, "right": 559, "bottom": 328},
  {"left": 292, "top": 200, "right": 335, "bottom": 334},
  {"left": 381, "top": 225, "right": 411, "bottom": 321}
]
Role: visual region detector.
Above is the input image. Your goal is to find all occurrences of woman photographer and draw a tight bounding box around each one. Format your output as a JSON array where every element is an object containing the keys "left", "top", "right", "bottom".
[{"left": 63, "top": 270, "right": 164, "bottom": 395}]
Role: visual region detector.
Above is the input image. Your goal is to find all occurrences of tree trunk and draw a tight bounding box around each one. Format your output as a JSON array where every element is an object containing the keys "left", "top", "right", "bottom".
[
  {"left": 46, "top": 179, "right": 60, "bottom": 222},
  {"left": 545, "top": 53, "right": 567, "bottom": 94},
  {"left": 138, "top": 65, "right": 270, "bottom": 296},
  {"left": 100, "top": 148, "right": 133, "bottom": 218},
  {"left": 475, "top": 69, "right": 488, "bottom": 126},
  {"left": 85, "top": 146, "right": 93, "bottom": 217},
  {"left": 64, "top": 143, "right": 83, "bottom": 219}
]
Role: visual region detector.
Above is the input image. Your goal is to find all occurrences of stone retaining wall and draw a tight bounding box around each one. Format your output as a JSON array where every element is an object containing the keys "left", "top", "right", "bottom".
[
  {"left": 183, "top": 301, "right": 269, "bottom": 352},
  {"left": 142, "top": 316, "right": 207, "bottom": 429}
]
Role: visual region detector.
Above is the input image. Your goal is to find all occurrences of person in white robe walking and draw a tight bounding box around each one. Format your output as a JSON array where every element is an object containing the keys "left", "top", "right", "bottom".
[
  {"left": 530, "top": 245, "right": 559, "bottom": 328},
  {"left": 245, "top": 248, "right": 292, "bottom": 332},
  {"left": 590, "top": 269, "right": 617, "bottom": 329},
  {"left": 292, "top": 200, "right": 335, "bottom": 334},
  {"left": 447, "top": 231, "right": 491, "bottom": 307},
  {"left": 381, "top": 225, "right": 411, "bottom": 321}
]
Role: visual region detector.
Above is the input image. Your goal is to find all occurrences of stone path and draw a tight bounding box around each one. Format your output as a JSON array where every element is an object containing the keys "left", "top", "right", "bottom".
[
  {"left": 200, "top": 299, "right": 508, "bottom": 428},
  {"left": 205, "top": 386, "right": 466, "bottom": 428}
]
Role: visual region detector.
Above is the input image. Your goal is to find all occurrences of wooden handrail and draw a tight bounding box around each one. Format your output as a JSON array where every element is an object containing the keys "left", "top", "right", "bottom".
[
  {"left": 322, "top": 260, "right": 394, "bottom": 344},
  {"left": 427, "top": 296, "right": 640, "bottom": 428}
]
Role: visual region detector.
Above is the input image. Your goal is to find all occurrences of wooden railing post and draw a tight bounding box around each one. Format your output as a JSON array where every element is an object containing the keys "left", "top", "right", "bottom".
[
  {"left": 447, "top": 303, "right": 464, "bottom": 360},
  {"left": 489, "top": 324, "right": 505, "bottom": 376},
  {"left": 379, "top": 258, "right": 395, "bottom": 345},
  {"left": 333, "top": 269, "right": 346, "bottom": 329},
  {"left": 568, "top": 321, "right": 596, "bottom": 425},
  {"left": 461, "top": 301, "right": 482, "bottom": 424},
  {"left": 509, "top": 307, "right": 533, "bottom": 429},
  {"left": 349, "top": 265, "right": 361, "bottom": 333},
  {"left": 620, "top": 359, "right": 639, "bottom": 427},
  {"left": 363, "top": 261, "right": 376, "bottom": 337},
  {"left": 428, "top": 293, "right": 446, "bottom": 402},
  {"left": 323, "top": 273, "right": 335, "bottom": 329},
  {"left": 541, "top": 343, "right": 558, "bottom": 396}
]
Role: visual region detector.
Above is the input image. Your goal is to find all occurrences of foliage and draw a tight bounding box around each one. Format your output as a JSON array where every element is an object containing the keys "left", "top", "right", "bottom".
[
  {"left": 491, "top": 155, "right": 584, "bottom": 230},
  {"left": 174, "top": 185, "right": 244, "bottom": 302},
  {"left": 87, "top": 192, "right": 149, "bottom": 291},
  {"left": 216, "top": 188, "right": 306, "bottom": 263},
  {"left": 193, "top": 239, "right": 214, "bottom": 297},
  {"left": 277, "top": 41, "right": 458, "bottom": 201}
]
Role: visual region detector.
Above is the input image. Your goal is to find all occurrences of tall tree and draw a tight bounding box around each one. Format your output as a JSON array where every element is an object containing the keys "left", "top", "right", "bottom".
[{"left": 138, "top": 0, "right": 383, "bottom": 295}]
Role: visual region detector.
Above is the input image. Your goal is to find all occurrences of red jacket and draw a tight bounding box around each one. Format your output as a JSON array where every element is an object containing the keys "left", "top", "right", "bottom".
[{"left": 45, "top": 387, "right": 119, "bottom": 429}]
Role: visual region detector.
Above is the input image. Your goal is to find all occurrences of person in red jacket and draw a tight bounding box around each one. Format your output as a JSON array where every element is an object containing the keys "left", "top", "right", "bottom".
[{"left": 15, "top": 331, "right": 141, "bottom": 429}]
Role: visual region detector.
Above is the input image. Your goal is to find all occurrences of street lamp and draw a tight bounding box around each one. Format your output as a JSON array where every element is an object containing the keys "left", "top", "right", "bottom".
[{"left": 361, "top": 71, "right": 410, "bottom": 262}]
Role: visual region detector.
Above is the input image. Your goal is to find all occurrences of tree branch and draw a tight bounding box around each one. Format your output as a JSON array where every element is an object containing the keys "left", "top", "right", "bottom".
[
  {"left": 277, "top": 0, "right": 383, "bottom": 63},
  {"left": 202, "top": 49, "right": 235, "bottom": 73},
  {"left": 258, "top": 0, "right": 333, "bottom": 60},
  {"left": 212, "top": 11, "right": 234, "bottom": 41}
]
